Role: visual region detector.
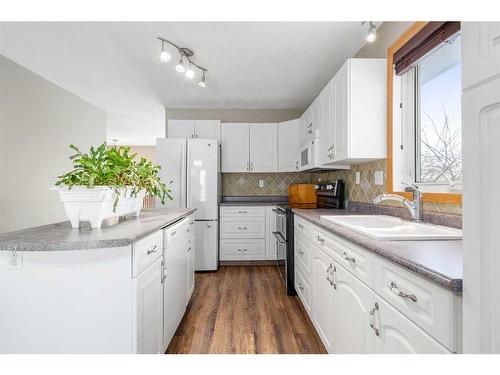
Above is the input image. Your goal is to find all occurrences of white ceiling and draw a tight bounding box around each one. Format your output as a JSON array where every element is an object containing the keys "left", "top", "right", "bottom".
[{"left": 0, "top": 22, "right": 372, "bottom": 145}]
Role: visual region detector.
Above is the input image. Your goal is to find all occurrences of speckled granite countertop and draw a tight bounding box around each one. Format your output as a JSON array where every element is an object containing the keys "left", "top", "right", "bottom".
[
  {"left": 219, "top": 196, "right": 289, "bottom": 206},
  {"left": 293, "top": 208, "right": 463, "bottom": 293},
  {"left": 0, "top": 208, "right": 196, "bottom": 252}
]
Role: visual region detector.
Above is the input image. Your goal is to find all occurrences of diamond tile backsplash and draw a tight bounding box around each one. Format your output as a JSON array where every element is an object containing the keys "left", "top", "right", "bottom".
[{"left": 222, "top": 160, "right": 462, "bottom": 215}]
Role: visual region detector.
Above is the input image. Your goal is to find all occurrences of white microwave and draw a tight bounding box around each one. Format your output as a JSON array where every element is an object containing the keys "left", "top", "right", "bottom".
[{"left": 300, "top": 138, "right": 318, "bottom": 170}]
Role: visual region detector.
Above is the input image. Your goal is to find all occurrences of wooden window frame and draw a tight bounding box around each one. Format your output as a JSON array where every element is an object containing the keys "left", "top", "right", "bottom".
[{"left": 386, "top": 22, "right": 462, "bottom": 205}]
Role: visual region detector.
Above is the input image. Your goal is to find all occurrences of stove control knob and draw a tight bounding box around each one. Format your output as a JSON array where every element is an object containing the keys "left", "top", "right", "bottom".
[{"left": 326, "top": 184, "right": 333, "bottom": 190}]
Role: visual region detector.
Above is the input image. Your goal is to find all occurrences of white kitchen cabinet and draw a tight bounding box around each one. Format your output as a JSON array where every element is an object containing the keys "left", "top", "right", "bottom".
[
  {"left": 134, "top": 257, "right": 164, "bottom": 354},
  {"left": 332, "top": 63, "right": 348, "bottom": 162},
  {"left": 194, "top": 221, "right": 218, "bottom": 271},
  {"left": 332, "top": 263, "right": 374, "bottom": 354},
  {"left": 318, "top": 79, "right": 333, "bottom": 166},
  {"left": 167, "top": 119, "right": 221, "bottom": 141},
  {"left": 278, "top": 119, "right": 300, "bottom": 171},
  {"left": 266, "top": 206, "right": 278, "bottom": 260},
  {"left": 373, "top": 295, "right": 449, "bottom": 354},
  {"left": 220, "top": 123, "right": 250, "bottom": 172},
  {"left": 299, "top": 105, "right": 314, "bottom": 145},
  {"left": 462, "top": 22, "right": 500, "bottom": 354},
  {"left": 249, "top": 123, "right": 278, "bottom": 172},
  {"left": 311, "top": 245, "right": 335, "bottom": 353},
  {"left": 462, "top": 22, "right": 500, "bottom": 90},
  {"left": 187, "top": 219, "right": 195, "bottom": 303},
  {"left": 168, "top": 119, "right": 195, "bottom": 138}
]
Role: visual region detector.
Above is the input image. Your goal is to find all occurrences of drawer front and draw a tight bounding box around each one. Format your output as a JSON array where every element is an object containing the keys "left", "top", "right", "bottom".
[
  {"left": 133, "top": 230, "right": 163, "bottom": 277},
  {"left": 220, "top": 217, "right": 265, "bottom": 238},
  {"left": 373, "top": 257, "right": 459, "bottom": 352},
  {"left": 220, "top": 239, "right": 266, "bottom": 260},
  {"left": 294, "top": 233, "right": 312, "bottom": 279},
  {"left": 309, "top": 225, "right": 373, "bottom": 285},
  {"left": 220, "top": 206, "right": 266, "bottom": 217},
  {"left": 294, "top": 215, "right": 313, "bottom": 237},
  {"left": 295, "top": 266, "right": 312, "bottom": 315}
]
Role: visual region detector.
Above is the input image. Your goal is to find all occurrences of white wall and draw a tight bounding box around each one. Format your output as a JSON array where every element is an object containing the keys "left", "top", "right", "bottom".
[{"left": 0, "top": 55, "right": 107, "bottom": 233}]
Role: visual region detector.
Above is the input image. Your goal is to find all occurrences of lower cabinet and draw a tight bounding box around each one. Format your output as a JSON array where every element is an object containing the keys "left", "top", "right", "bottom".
[
  {"left": 295, "top": 216, "right": 455, "bottom": 354},
  {"left": 134, "top": 257, "right": 163, "bottom": 354}
]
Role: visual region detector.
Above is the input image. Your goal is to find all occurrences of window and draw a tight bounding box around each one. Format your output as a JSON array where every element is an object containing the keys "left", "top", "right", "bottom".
[{"left": 391, "top": 22, "right": 462, "bottom": 198}]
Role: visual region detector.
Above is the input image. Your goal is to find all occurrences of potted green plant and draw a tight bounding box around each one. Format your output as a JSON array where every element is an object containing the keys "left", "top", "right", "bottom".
[{"left": 52, "top": 143, "right": 171, "bottom": 229}]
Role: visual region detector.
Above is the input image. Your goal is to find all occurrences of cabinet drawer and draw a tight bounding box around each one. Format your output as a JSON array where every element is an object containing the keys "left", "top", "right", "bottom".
[
  {"left": 220, "top": 217, "right": 265, "bottom": 238},
  {"left": 294, "top": 233, "right": 311, "bottom": 279},
  {"left": 295, "top": 266, "right": 312, "bottom": 315},
  {"left": 132, "top": 230, "right": 163, "bottom": 277},
  {"left": 309, "top": 225, "right": 373, "bottom": 285},
  {"left": 220, "top": 239, "right": 265, "bottom": 260},
  {"left": 294, "top": 215, "right": 313, "bottom": 237},
  {"left": 373, "top": 257, "right": 460, "bottom": 352},
  {"left": 220, "top": 206, "right": 266, "bottom": 217}
]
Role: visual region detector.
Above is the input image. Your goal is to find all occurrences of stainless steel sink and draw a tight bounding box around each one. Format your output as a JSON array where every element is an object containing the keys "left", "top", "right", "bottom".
[{"left": 320, "top": 215, "right": 462, "bottom": 241}]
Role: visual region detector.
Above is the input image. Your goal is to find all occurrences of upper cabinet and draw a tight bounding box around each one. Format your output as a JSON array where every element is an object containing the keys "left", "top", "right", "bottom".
[
  {"left": 304, "top": 58, "right": 387, "bottom": 167},
  {"left": 221, "top": 123, "right": 250, "bottom": 172},
  {"left": 278, "top": 119, "right": 300, "bottom": 172},
  {"left": 167, "top": 120, "right": 221, "bottom": 141},
  {"left": 250, "top": 123, "right": 278, "bottom": 172}
]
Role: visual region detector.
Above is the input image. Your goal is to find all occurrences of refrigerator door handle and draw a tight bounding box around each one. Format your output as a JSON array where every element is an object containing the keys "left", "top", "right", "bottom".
[{"left": 184, "top": 140, "right": 190, "bottom": 209}]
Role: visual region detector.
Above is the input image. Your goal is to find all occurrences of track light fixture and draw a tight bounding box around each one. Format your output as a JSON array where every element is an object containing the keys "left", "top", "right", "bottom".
[
  {"left": 362, "top": 21, "right": 377, "bottom": 42},
  {"left": 157, "top": 36, "right": 208, "bottom": 88}
]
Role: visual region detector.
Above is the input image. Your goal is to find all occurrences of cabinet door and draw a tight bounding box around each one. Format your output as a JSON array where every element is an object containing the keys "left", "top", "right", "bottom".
[
  {"left": 168, "top": 119, "right": 195, "bottom": 138},
  {"left": 266, "top": 206, "right": 278, "bottom": 260},
  {"left": 311, "top": 246, "right": 335, "bottom": 353},
  {"left": 220, "top": 123, "right": 249, "bottom": 172},
  {"left": 249, "top": 123, "right": 278, "bottom": 172},
  {"left": 332, "top": 263, "right": 374, "bottom": 353},
  {"left": 278, "top": 119, "right": 299, "bottom": 172},
  {"left": 462, "top": 22, "right": 500, "bottom": 90},
  {"left": 194, "top": 120, "right": 220, "bottom": 141},
  {"left": 372, "top": 296, "right": 449, "bottom": 354},
  {"left": 135, "top": 258, "right": 163, "bottom": 354},
  {"left": 462, "top": 77, "right": 500, "bottom": 353},
  {"left": 333, "top": 61, "right": 348, "bottom": 161},
  {"left": 319, "top": 80, "right": 334, "bottom": 166},
  {"left": 187, "top": 219, "right": 195, "bottom": 303}
]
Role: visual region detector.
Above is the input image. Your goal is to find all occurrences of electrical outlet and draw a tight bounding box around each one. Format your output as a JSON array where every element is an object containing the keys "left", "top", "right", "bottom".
[
  {"left": 9, "top": 251, "right": 23, "bottom": 271},
  {"left": 374, "top": 170, "right": 384, "bottom": 186},
  {"left": 259, "top": 180, "right": 264, "bottom": 188},
  {"left": 355, "top": 172, "right": 361, "bottom": 185}
]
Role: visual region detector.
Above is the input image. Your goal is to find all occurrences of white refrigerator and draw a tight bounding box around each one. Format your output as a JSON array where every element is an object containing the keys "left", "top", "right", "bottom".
[{"left": 156, "top": 138, "right": 220, "bottom": 271}]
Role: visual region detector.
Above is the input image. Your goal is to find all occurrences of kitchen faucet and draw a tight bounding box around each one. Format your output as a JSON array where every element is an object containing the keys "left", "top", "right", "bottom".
[{"left": 372, "top": 183, "right": 423, "bottom": 221}]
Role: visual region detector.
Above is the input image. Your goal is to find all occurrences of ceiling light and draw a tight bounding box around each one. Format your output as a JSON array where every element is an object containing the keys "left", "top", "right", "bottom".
[
  {"left": 157, "top": 36, "right": 208, "bottom": 88},
  {"left": 366, "top": 22, "right": 377, "bottom": 42},
  {"left": 160, "top": 41, "right": 171, "bottom": 62},
  {"left": 185, "top": 63, "right": 194, "bottom": 79},
  {"left": 175, "top": 57, "right": 185, "bottom": 73},
  {"left": 198, "top": 71, "right": 207, "bottom": 88}
]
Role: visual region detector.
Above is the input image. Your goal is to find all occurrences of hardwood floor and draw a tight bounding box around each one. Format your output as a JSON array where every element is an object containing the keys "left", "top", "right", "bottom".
[{"left": 166, "top": 265, "right": 326, "bottom": 354}]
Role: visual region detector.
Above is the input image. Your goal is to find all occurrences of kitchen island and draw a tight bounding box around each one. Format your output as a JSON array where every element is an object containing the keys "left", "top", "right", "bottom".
[{"left": 0, "top": 208, "right": 195, "bottom": 354}]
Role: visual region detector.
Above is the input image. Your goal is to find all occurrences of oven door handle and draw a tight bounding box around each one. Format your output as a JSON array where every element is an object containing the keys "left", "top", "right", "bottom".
[{"left": 272, "top": 231, "right": 287, "bottom": 245}]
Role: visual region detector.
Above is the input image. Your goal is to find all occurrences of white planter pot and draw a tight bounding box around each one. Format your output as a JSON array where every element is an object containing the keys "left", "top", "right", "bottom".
[{"left": 52, "top": 187, "right": 146, "bottom": 229}]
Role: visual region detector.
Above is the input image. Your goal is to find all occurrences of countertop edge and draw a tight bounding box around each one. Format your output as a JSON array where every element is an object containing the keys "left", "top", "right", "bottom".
[
  {"left": 0, "top": 208, "right": 196, "bottom": 252},
  {"left": 292, "top": 209, "right": 462, "bottom": 294}
]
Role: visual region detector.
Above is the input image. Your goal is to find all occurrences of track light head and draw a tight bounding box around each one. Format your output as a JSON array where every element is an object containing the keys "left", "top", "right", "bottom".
[
  {"left": 175, "top": 57, "right": 185, "bottom": 73},
  {"left": 198, "top": 72, "right": 207, "bottom": 88},
  {"left": 160, "top": 41, "right": 171, "bottom": 62},
  {"left": 366, "top": 22, "right": 377, "bottom": 42},
  {"left": 185, "top": 63, "right": 194, "bottom": 79}
]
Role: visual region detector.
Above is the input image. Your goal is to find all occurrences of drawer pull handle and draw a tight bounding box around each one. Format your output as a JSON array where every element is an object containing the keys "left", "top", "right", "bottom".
[
  {"left": 238, "top": 210, "right": 248, "bottom": 213},
  {"left": 342, "top": 252, "right": 356, "bottom": 263},
  {"left": 298, "top": 224, "right": 304, "bottom": 229},
  {"left": 316, "top": 235, "right": 325, "bottom": 244},
  {"left": 326, "top": 263, "right": 335, "bottom": 288},
  {"left": 237, "top": 248, "right": 248, "bottom": 252},
  {"left": 369, "top": 302, "right": 380, "bottom": 336},
  {"left": 390, "top": 282, "right": 417, "bottom": 303},
  {"left": 147, "top": 245, "right": 158, "bottom": 255},
  {"left": 237, "top": 227, "right": 248, "bottom": 230},
  {"left": 297, "top": 249, "right": 304, "bottom": 255},
  {"left": 171, "top": 231, "right": 176, "bottom": 236},
  {"left": 297, "top": 283, "right": 304, "bottom": 291}
]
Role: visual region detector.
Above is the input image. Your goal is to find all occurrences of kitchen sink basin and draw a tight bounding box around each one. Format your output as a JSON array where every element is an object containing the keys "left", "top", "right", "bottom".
[{"left": 320, "top": 215, "right": 462, "bottom": 241}]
